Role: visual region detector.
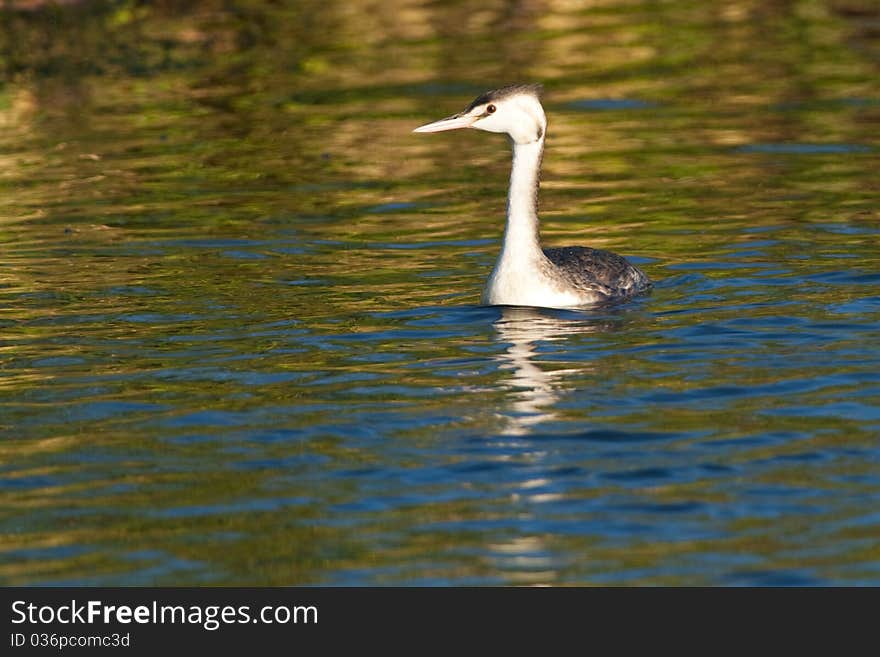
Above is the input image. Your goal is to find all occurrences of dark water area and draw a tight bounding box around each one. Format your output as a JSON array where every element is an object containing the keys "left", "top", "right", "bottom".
[{"left": 1, "top": 0, "right": 878, "bottom": 585}]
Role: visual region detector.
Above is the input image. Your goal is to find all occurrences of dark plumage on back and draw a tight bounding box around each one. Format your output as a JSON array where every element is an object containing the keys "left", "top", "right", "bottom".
[{"left": 543, "top": 246, "right": 650, "bottom": 299}]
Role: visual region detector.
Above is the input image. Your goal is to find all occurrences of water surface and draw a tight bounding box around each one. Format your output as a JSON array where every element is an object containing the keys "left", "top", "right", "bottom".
[{"left": 1, "top": 0, "right": 879, "bottom": 585}]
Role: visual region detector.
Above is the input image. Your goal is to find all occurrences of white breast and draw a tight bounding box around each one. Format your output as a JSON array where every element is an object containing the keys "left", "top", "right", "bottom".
[{"left": 482, "top": 260, "right": 600, "bottom": 308}]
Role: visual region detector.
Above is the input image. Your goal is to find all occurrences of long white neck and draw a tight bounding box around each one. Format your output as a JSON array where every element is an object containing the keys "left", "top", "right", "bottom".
[
  {"left": 484, "top": 133, "right": 585, "bottom": 307},
  {"left": 498, "top": 137, "right": 545, "bottom": 262}
]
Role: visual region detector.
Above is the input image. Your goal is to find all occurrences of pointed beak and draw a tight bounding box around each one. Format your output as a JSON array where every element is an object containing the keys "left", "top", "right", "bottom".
[{"left": 413, "top": 112, "right": 475, "bottom": 133}]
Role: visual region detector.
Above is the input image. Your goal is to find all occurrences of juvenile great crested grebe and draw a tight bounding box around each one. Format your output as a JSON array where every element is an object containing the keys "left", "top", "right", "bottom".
[{"left": 414, "top": 84, "right": 651, "bottom": 309}]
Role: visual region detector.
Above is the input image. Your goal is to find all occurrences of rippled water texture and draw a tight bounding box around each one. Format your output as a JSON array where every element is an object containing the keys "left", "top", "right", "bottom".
[{"left": 1, "top": 0, "right": 879, "bottom": 585}]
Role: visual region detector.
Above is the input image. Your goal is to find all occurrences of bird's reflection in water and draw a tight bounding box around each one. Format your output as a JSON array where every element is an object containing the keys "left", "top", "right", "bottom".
[
  {"left": 487, "top": 306, "right": 615, "bottom": 584},
  {"left": 493, "top": 305, "right": 609, "bottom": 436},
  {"left": 485, "top": 535, "right": 560, "bottom": 585}
]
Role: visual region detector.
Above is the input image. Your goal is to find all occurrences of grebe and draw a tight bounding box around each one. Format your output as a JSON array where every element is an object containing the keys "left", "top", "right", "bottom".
[{"left": 414, "top": 84, "right": 651, "bottom": 308}]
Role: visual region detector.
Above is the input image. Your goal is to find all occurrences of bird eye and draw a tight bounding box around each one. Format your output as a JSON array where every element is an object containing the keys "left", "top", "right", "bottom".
[{"left": 486, "top": 104, "right": 496, "bottom": 114}]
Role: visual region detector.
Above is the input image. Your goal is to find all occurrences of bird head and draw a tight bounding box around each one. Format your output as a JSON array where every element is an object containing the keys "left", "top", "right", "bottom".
[{"left": 413, "top": 84, "right": 546, "bottom": 145}]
